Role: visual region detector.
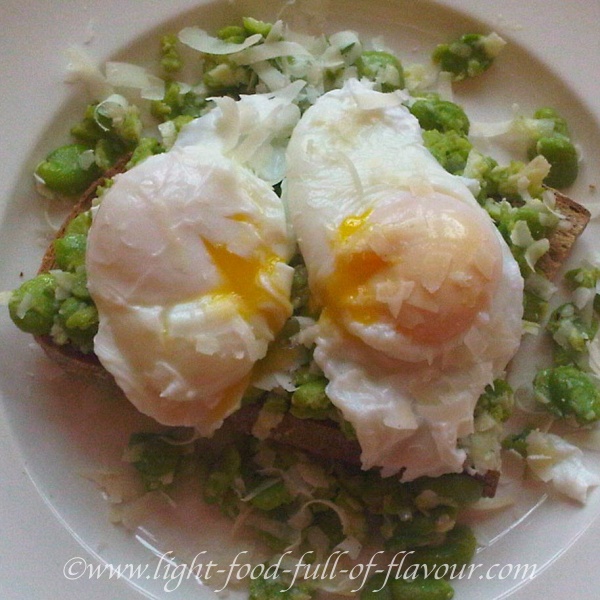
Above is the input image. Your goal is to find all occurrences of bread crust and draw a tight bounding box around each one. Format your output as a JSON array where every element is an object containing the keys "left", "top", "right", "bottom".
[
  {"left": 33, "top": 164, "right": 591, "bottom": 494},
  {"left": 537, "top": 190, "right": 591, "bottom": 279}
]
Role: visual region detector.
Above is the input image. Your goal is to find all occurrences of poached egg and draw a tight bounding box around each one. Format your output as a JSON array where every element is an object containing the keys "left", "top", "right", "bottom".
[
  {"left": 284, "top": 79, "right": 524, "bottom": 479},
  {"left": 86, "top": 88, "right": 301, "bottom": 435}
]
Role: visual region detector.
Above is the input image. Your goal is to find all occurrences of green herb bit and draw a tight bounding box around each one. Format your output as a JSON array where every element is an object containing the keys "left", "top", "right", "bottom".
[
  {"left": 523, "top": 288, "right": 549, "bottom": 324},
  {"left": 290, "top": 256, "right": 313, "bottom": 317},
  {"left": 502, "top": 427, "right": 534, "bottom": 457},
  {"left": 474, "top": 379, "right": 514, "bottom": 424},
  {"left": 565, "top": 265, "right": 600, "bottom": 291}
]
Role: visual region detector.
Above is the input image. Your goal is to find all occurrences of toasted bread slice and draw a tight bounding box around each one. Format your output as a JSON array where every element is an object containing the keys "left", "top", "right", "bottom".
[
  {"left": 33, "top": 165, "right": 591, "bottom": 494},
  {"left": 537, "top": 190, "right": 591, "bottom": 279},
  {"left": 34, "top": 156, "right": 131, "bottom": 379}
]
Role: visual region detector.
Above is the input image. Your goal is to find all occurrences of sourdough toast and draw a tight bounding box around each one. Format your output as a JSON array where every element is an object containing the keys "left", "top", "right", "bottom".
[{"left": 33, "top": 167, "right": 591, "bottom": 490}]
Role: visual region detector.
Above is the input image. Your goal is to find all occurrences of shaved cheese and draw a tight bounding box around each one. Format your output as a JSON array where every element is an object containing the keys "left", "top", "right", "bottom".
[
  {"left": 510, "top": 220, "right": 550, "bottom": 271},
  {"left": 94, "top": 94, "right": 130, "bottom": 130},
  {"left": 524, "top": 238, "right": 550, "bottom": 272},
  {"left": 14, "top": 292, "right": 34, "bottom": 319},
  {"left": 64, "top": 46, "right": 113, "bottom": 100},
  {"left": 232, "top": 40, "right": 313, "bottom": 66},
  {"left": 105, "top": 62, "right": 166, "bottom": 96},
  {"left": 526, "top": 430, "right": 600, "bottom": 503},
  {"left": 329, "top": 30, "right": 362, "bottom": 64},
  {"left": 347, "top": 78, "right": 407, "bottom": 109},
  {"left": 0, "top": 291, "right": 12, "bottom": 306},
  {"left": 78, "top": 148, "right": 96, "bottom": 170},
  {"left": 252, "top": 60, "right": 291, "bottom": 91},
  {"left": 481, "top": 32, "right": 507, "bottom": 58},
  {"left": 178, "top": 27, "right": 262, "bottom": 55}
]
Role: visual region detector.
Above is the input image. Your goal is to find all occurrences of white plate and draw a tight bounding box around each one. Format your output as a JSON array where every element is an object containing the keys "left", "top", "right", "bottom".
[{"left": 1, "top": 1, "right": 599, "bottom": 599}]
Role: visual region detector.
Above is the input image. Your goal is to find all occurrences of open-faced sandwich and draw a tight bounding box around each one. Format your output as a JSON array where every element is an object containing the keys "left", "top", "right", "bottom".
[{"left": 6, "top": 16, "right": 600, "bottom": 598}]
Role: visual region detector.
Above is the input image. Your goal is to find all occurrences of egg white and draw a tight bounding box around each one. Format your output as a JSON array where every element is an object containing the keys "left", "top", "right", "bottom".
[
  {"left": 86, "top": 91, "right": 299, "bottom": 435},
  {"left": 284, "top": 79, "right": 524, "bottom": 479}
]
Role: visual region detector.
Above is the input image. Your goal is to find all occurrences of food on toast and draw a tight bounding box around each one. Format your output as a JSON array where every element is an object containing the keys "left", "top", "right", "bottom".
[{"left": 6, "top": 17, "right": 600, "bottom": 599}]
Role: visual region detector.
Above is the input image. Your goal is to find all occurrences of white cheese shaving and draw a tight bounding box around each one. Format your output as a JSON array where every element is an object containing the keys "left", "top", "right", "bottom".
[
  {"left": 525, "top": 430, "right": 600, "bottom": 504},
  {"left": 178, "top": 27, "right": 262, "bottom": 54},
  {"left": 232, "top": 40, "right": 312, "bottom": 66},
  {"left": 0, "top": 290, "right": 13, "bottom": 306},
  {"left": 64, "top": 45, "right": 113, "bottom": 99},
  {"left": 104, "top": 62, "right": 166, "bottom": 97}
]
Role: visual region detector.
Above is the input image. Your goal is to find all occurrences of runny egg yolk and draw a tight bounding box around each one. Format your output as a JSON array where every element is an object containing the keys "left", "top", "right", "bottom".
[
  {"left": 319, "top": 193, "right": 503, "bottom": 345},
  {"left": 204, "top": 239, "right": 291, "bottom": 332}
]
